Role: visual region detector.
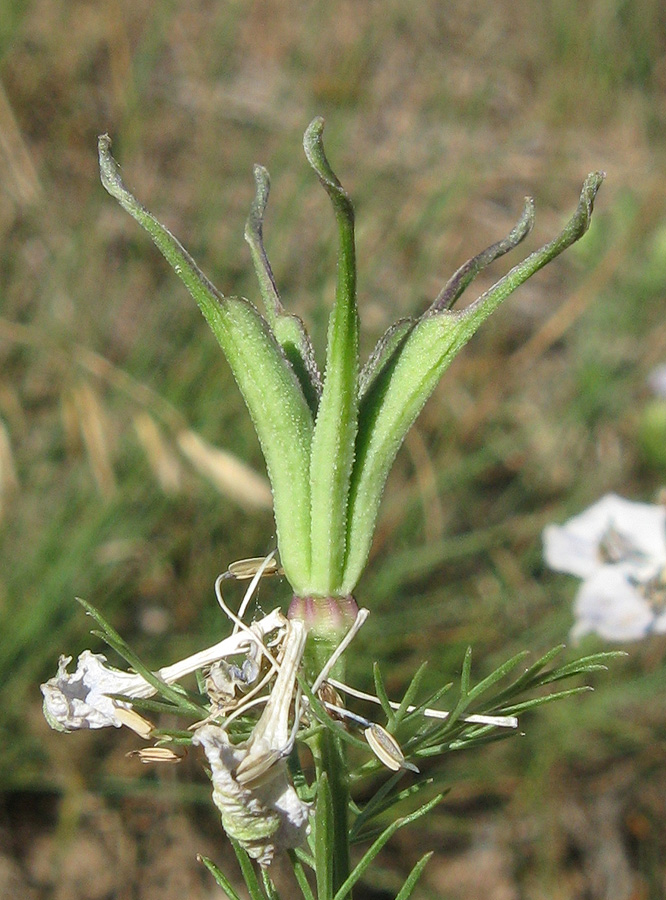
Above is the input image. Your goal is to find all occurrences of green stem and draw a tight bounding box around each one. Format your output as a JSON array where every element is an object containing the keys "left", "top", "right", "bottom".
[
  {"left": 299, "top": 612, "right": 353, "bottom": 898},
  {"left": 323, "top": 729, "right": 350, "bottom": 896},
  {"left": 311, "top": 723, "right": 351, "bottom": 898}
]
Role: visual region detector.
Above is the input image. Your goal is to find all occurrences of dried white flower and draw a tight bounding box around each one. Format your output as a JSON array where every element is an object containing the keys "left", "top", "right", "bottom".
[
  {"left": 41, "top": 651, "right": 154, "bottom": 734},
  {"left": 192, "top": 619, "right": 310, "bottom": 867},
  {"left": 41, "top": 607, "right": 286, "bottom": 733},
  {"left": 193, "top": 724, "right": 309, "bottom": 867},
  {"left": 543, "top": 493, "right": 666, "bottom": 580},
  {"left": 43, "top": 554, "right": 523, "bottom": 871}
]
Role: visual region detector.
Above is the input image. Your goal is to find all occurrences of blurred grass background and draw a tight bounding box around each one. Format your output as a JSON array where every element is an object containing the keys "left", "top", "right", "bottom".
[{"left": 1, "top": 1, "right": 666, "bottom": 897}]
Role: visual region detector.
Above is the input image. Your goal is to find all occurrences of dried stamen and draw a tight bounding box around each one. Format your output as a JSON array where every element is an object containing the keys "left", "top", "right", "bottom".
[
  {"left": 364, "top": 723, "right": 418, "bottom": 773},
  {"left": 310, "top": 607, "right": 369, "bottom": 695},
  {"left": 328, "top": 677, "right": 518, "bottom": 729},
  {"left": 225, "top": 554, "right": 284, "bottom": 581},
  {"left": 127, "top": 747, "right": 185, "bottom": 764}
]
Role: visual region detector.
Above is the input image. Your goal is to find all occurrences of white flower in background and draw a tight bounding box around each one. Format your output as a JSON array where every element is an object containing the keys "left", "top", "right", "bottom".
[
  {"left": 648, "top": 363, "right": 666, "bottom": 398},
  {"left": 571, "top": 565, "right": 666, "bottom": 642},
  {"left": 543, "top": 493, "right": 666, "bottom": 580},
  {"left": 543, "top": 493, "right": 666, "bottom": 641}
]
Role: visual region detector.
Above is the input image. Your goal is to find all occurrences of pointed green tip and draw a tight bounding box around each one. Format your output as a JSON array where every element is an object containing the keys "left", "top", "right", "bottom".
[
  {"left": 97, "top": 133, "right": 117, "bottom": 193},
  {"left": 252, "top": 164, "right": 271, "bottom": 212},
  {"left": 244, "top": 163, "right": 271, "bottom": 243},
  {"left": 303, "top": 116, "right": 325, "bottom": 154},
  {"left": 585, "top": 170, "right": 606, "bottom": 194},
  {"left": 302, "top": 116, "right": 353, "bottom": 220},
  {"left": 580, "top": 170, "right": 605, "bottom": 218}
]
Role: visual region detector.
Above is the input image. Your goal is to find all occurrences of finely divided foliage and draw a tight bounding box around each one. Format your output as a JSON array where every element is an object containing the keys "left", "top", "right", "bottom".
[{"left": 41, "top": 575, "right": 620, "bottom": 895}]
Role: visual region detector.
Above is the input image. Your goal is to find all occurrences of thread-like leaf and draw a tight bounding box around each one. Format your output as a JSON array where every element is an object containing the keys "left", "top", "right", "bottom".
[
  {"left": 460, "top": 646, "right": 473, "bottom": 696},
  {"left": 372, "top": 662, "right": 394, "bottom": 722},
  {"left": 538, "top": 651, "right": 626, "bottom": 684},
  {"left": 98, "top": 135, "right": 314, "bottom": 591},
  {"left": 500, "top": 685, "right": 593, "bottom": 715},
  {"left": 230, "top": 841, "right": 266, "bottom": 900},
  {"left": 288, "top": 851, "right": 317, "bottom": 900},
  {"left": 394, "top": 852, "right": 434, "bottom": 900},
  {"left": 349, "top": 773, "right": 431, "bottom": 842},
  {"left": 465, "top": 650, "right": 530, "bottom": 704},
  {"left": 80, "top": 598, "right": 208, "bottom": 717},
  {"left": 298, "top": 676, "right": 369, "bottom": 752},
  {"left": 197, "top": 855, "right": 242, "bottom": 900},
  {"left": 261, "top": 869, "right": 280, "bottom": 900},
  {"left": 390, "top": 661, "right": 429, "bottom": 729},
  {"left": 332, "top": 795, "right": 442, "bottom": 900}
]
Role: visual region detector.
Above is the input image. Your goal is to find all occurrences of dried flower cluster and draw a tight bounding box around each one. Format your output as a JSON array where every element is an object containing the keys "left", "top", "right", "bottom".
[{"left": 42, "top": 555, "right": 518, "bottom": 866}]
